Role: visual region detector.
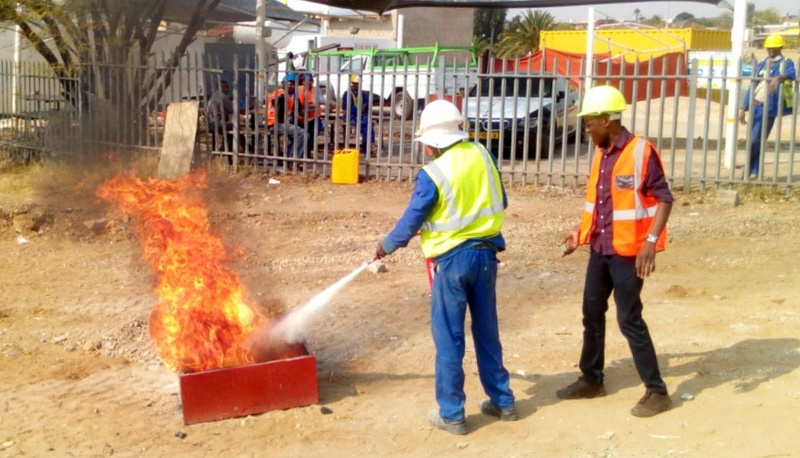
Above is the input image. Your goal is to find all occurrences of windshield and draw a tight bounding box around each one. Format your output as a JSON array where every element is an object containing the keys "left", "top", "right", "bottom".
[
  {"left": 339, "top": 56, "right": 364, "bottom": 73},
  {"left": 470, "top": 77, "right": 556, "bottom": 98}
]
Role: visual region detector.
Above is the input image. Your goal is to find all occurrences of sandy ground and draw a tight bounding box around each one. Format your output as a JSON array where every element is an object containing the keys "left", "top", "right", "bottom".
[{"left": 1, "top": 161, "right": 800, "bottom": 458}]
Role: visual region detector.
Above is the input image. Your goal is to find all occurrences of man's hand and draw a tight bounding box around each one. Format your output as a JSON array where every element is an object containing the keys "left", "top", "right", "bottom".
[
  {"left": 636, "top": 243, "right": 657, "bottom": 278},
  {"left": 768, "top": 77, "right": 781, "bottom": 93},
  {"left": 375, "top": 241, "right": 387, "bottom": 260},
  {"left": 738, "top": 109, "right": 747, "bottom": 125},
  {"left": 561, "top": 228, "right": 580, "bottom": 257}
]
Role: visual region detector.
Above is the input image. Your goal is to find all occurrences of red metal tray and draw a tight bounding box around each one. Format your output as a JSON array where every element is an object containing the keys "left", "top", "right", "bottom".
[{"left": 179, "top": 344, "right": 318, "bottom": 425}]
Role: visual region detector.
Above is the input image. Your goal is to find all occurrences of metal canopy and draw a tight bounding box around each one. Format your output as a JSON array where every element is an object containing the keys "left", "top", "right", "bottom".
[
  {"left": 303, "top": 0, "right": 722, "bottom": 15},
  {"left": 162, "top": 0, "right": 307, "bottom": 23}
]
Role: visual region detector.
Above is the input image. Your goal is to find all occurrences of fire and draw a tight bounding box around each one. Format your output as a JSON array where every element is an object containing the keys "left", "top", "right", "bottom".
[{"left": 97, "top": 171, "right": 268, "bottom": 373}]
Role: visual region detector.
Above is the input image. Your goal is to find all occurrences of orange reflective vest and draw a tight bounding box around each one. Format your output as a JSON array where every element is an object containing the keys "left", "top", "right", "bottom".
[
  {"left": 579, "top": 136, "right": 667, "bottom": 256},
  {"left": 266, "top": 88, "right": 294, "bottom": 126},
  {"left": 298, "top": 86, "right": 321, "bottom": 123}
]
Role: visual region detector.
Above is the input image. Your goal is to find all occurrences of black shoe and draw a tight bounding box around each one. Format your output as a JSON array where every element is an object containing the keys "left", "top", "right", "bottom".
[
  {"left": 479, "top": 400, "right": 519, "bottom": 421},
  {"left": 427, "top": 409, "right": 467, "bottom": 435},
  {"left": 556, "top": 376, "right": 607, "bottom": 399}
]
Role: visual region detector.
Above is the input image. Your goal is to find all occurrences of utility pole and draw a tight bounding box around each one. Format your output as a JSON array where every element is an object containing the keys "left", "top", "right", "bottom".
[
  {"left": 12, "top": 3, "right": 21, "bottom": 114},
  {"left": 724, "top": 0, "right": 747, "bottom": 169},
  {"left": 255, "top": 0, "right": 267, "bottom": 107},
  {"left": 585, "top": 7, "right": 595, "bottom": 90}
]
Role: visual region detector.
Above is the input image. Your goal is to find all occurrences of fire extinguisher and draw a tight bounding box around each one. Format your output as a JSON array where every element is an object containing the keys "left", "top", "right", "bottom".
[{"left": 425, "top": 258, "right": 435, "bottom": 289}]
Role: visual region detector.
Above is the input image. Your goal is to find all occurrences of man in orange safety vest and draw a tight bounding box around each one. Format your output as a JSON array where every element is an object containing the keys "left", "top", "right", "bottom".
[{"left": 558, "top": 85, "right": 674, "bottom": 418}]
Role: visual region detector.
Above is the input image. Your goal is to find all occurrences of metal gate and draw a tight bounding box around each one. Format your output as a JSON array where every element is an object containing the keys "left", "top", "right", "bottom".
[{"left": 1, "top": 52, "right": 798, "bottom": 193}]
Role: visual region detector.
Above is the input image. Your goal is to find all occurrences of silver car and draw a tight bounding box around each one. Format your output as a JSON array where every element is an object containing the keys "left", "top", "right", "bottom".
[{"left": 464, "top": 75, "right": 580, "bottom": 158}]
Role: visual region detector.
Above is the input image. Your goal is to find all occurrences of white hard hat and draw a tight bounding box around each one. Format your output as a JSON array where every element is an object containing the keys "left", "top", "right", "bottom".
[{"left": 414, "top": 99, "right": 468, "bottom": 148}]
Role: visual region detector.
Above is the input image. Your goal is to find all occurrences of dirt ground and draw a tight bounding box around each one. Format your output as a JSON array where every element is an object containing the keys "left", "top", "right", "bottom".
[{"left": 1, "top": 160, "right": 799, "bottom": 458}]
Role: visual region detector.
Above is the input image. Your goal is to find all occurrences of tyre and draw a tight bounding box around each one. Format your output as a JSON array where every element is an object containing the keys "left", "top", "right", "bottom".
[{"left": 391, "top": 90, "right": 414, "bottom": 120}]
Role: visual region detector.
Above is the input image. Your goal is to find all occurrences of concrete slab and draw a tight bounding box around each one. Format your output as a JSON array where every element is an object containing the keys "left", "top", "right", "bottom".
[
  {"left": 716, "top": 189, "right": 740, "bottom": 207},
  {"left": 157, "top": 101, "right": 199, "bottom": 180}
]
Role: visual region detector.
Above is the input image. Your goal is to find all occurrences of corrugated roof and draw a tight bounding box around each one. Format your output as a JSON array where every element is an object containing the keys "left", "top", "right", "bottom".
[
  {"left": 297, "top": 0, "right": 721, "bottom": 15},
  {"left": 286, "top": 1, "right": 381, "bottom": 19}
]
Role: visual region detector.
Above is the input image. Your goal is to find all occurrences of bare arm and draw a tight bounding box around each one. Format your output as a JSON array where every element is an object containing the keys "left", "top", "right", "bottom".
[{"left": 635, "top": 201, "right": 672, "bottom": 278}]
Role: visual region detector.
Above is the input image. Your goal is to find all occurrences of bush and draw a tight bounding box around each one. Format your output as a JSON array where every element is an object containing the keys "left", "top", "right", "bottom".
[{"left": 783, "top": 36, "right": 799, "bottom": 50}]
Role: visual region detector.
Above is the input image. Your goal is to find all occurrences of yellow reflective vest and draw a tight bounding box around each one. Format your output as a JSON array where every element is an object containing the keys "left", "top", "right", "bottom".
[{"left": 419, "top": 142, "right": 505, "bottom": 259}]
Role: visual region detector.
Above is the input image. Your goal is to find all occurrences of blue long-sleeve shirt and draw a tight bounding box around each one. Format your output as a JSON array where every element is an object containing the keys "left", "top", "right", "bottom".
[
  {"left": 741, "top": 55, "right": 796, "bottom": 117},
  {"left": 380, "top": 144, "right": 508, "bottom": 261},
  {"left": 341, "top": 90, "right": 371, "bottom": 121}
]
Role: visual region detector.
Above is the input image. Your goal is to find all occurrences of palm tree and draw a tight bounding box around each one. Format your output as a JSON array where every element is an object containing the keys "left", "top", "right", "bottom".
[
  {"left": 471, "top": 35, "right": 491, "bottom": 59},
  {"left": 633, "top": 8, "right": 641, "bottom": 22},
  {"left": 495, "top": 10, "right": 555, "bottom": 58}
]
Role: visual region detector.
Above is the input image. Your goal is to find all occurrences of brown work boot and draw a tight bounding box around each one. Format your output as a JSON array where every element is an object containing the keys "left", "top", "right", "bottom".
[
  {"left": 556, "top": 376, "right": 607, "bottom": 399},
  {"left": 630, "top": 390, "right": 673, "bottom": 417}
]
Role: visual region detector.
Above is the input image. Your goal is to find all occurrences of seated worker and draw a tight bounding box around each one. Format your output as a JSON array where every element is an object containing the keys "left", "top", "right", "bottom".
[
  {"left": 206, "top": 80, "right": 234, "bottom": 151},
  {"left": 298, "top": 72, "right": 331, "bottom": 157},
  {"left": 340, "top": 73, "right": 376, "bottom": 154},
  {"left": 266, "top": 73, "right": 305, "bottom": 163}
]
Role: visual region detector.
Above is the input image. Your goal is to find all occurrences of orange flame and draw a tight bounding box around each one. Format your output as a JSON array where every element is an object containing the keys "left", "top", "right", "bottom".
[{"left": 97, "top": 171, "right": 268, "bottom": 373}]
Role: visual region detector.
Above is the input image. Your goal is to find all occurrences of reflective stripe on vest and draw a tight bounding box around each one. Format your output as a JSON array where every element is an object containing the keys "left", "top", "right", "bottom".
[
  {"left": 781, "top": 59, "right": 794, "bottom": 109},
  {"left": 419, "top": 142, "right": 505, "bottom": 259},
  {"left": 579, "top": 136, "right": 666, "bottom": 255}
]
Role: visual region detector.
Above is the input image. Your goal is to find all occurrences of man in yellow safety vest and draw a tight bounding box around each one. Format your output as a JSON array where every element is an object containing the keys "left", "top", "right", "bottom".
[
  {"left": 375, "top": 99, "right": 516, "bottom": 435},
  {"left": 738, "top": 33, "right": 796, "bottom": 179}
]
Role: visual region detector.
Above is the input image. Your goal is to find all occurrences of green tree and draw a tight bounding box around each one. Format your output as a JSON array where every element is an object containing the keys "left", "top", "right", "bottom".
[
  {"left": 495, "top": 10, "right": 555, "bottom": 58},
  {"left": 746, "top": 2, "right": 756, "bottom": 26},
  {"left": 641, "top": 15, "right": 666, "bottom": 28},
  {"left": 0, "top": 0, "right": 221, "bottom": 125},
  {"left": 471, "top": 35, "right": 490, "bottom": 59},
  {"left": 633, "top": 8, "right": 641, "bottom": 22},
  {"left": 715, "top": 12, "right": 734, "bottom": 29},
  {"left": 753, "top": 8, "right": 781, "bottom": 28},
  {"left": 474, "top": 7, "right": 507, "bottom": 43}
]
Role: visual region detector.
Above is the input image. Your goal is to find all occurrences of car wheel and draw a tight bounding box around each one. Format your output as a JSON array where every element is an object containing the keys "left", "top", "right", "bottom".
[{"left": 392, "top": 90, "right": 414, "bottom": 120}]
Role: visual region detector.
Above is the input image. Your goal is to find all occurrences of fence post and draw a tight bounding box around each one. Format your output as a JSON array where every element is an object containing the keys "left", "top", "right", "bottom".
[
  {"left": 685, "top": 58, "right": 698, "bottom": 192},
  {"left": 232, "top": 54, "right": 240, "bottom": 172}
]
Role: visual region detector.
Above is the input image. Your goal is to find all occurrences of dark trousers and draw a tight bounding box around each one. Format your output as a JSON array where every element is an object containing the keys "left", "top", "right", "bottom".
[
  {"left": 301, "top": 119, "right": 320, "bottom": 158},
  {"left": 210, "top": 122, "right": 233, "bottom": 152},
  {"left": 579, "top": 250, "right": 667, "bottom": 394}
]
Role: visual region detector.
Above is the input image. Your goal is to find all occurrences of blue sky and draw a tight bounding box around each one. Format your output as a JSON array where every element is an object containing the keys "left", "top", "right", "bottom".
[{"left": 512, "top": 1, "right": 796, "bottom": 23}]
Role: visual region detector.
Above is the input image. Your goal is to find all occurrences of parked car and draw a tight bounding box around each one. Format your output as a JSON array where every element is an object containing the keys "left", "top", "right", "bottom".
[{"left": 464, "top": 75, "right": 580, "bottom": 158}]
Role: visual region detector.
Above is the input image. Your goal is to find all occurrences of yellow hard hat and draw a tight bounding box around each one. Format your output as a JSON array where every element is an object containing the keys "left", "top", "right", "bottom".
[
  {"left": 577, "top": 85, "right": 628, "bottom": 117},
  {"left": 764, "top": 34, "right": 784, "bottom": 49},
  {"left": 349, "top": 73, "right": 360, "bottom": 83}
]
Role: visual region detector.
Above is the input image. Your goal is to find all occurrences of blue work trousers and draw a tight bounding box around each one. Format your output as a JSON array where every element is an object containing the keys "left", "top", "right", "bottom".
[
  {"left": 748, "top": 104, "right": 776, "bottom": 175},
  {"left": 579, "top": 250, "right": 667, "bottom": 394},
  {"left": 431, "top": 246, "right": 514, "bottom": 422},
  {"left": 349, "top": 116, "right": 375, "bottom": 153}
]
